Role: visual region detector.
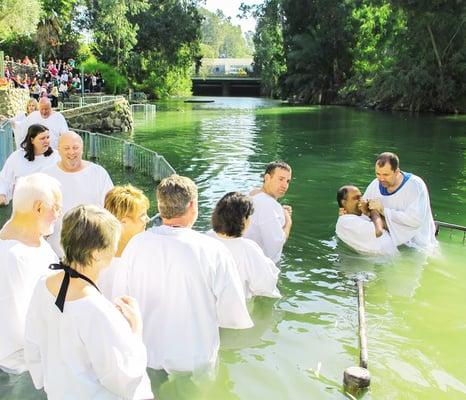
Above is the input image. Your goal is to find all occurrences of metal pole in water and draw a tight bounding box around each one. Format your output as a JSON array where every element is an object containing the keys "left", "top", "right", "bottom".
[{"left": 343, "top": 278, "right": 371, "bottom": 394}]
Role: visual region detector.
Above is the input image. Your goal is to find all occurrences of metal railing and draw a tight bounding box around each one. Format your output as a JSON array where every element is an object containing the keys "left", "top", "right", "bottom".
[
  {"left": 0, "top": 121, "right": 14, "bottom": 169},
  {"left": 130, "top": 104, "right": 156, "bottom": 119},
  {"left": 74, "top": 129, "right": 175, "bottom": 181}
]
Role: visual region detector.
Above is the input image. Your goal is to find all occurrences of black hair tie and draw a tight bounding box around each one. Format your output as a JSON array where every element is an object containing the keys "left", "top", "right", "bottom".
[{"left": 49, "top": 262, "right": 101, "bottom": 312}]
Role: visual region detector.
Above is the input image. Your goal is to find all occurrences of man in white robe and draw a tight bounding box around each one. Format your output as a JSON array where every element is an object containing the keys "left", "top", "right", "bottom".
[
  {"left": 363, "top": 152, "right": 437, "bottom": 252},
  {"left": 123, "top": 175, "right": 253, "bottom": 376},
  {"left": 0, "top": 173, "right": 61, "bottom": 374},
  {"left": 243, "top": 161, "right": 293, "bottom": 263},
  {"left": 336, "top": 185, "right": 398, "bottom": 255},
  {"left": 18, "top": 98, "right": 68, "bottom": 149},
  {"left": 43, "top": 132, "right": 113, "bottom": 257}
]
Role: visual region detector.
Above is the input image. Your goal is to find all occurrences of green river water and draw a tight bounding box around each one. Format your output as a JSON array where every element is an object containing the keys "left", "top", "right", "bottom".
[{"left": 1, "top": 97, "right": 465, "bottom": 399}]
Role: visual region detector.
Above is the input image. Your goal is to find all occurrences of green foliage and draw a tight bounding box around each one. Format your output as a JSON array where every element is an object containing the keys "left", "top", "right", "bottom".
[
  {"left": 0, "top": 0, "right": 42, "bottom": 41},
  {"left": 199, "top": 8, "right": 252, "bottom": 58},
  {"left": 80, "top": 56, "right": 128, "bottom": 94}
]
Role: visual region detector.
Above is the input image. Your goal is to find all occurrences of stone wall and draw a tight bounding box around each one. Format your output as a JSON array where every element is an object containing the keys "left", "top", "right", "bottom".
[
  {"left": 62, "top": 98, "right": 133, "bottom": 133},
  {"left": 0, "top": 88, "right": 30, "bottom": 118}
]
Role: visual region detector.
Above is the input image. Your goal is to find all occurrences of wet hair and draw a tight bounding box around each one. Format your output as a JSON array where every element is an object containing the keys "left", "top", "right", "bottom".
[
  {"left": 61, "top": 205, "right": 121, "bottom": 269},
  {"left": 264, "top": 161, "right": 291, "bottom": 179},
  {"left": 376, "top": 152, "right": 399, "bottom": 171},
  {"left": 104, "top": 184, "right": 150, "bottom": 221},
  {"left": 337, "top": 185, "right": 357, "bottom": 207},
  {"left": 156, "top": 175, "right": 197, "bottom": 219},
  {"left": 21, "top": 124, "right": 53, "bottom": 161},
  {"left": 211, "top": 192, "right": 254, "bottom": 238}
]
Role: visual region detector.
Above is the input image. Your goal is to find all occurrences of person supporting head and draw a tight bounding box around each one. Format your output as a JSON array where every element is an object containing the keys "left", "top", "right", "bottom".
[
  {"left": 99, "top": 185, "right": 150, "bottom": 300},
  {"left": 0, "top": 124, "right": 60, "bottom": 206},
  {"left": 0, "top": 173, "right": 61, "bottom": 374},
  {"left": 336, "top": 185, "right": 397, "bottom": 255},
  {"left": 19, "top": 97, "right": 69, "bottom": 149},
  {"left": 208, "top": 192, "right": 281, "bottom": 300},
  {"left": 43, "top": 131, "right": 114, "bottom": 257},
  {"left": 24, "top": 204, "right": 153, "bottom": 399},
  {"left": 363, "top": 152, "right": 437, "bottom": 252},
  {"left": 123, "top": 175, "right": 253, "bottom": 376},
  {"left": 243, "top": 161, "right": 293, "bottom": 263}
]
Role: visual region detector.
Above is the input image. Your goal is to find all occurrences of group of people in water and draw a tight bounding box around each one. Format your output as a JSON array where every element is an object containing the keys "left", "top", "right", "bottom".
[{"left": 0, "top": 112, "right": 437, "bottom": 400}]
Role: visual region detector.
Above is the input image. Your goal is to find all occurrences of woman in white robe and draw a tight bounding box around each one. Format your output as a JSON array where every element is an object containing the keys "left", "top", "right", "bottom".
[
  {"left": 99, "top": 185, "right": 150, "bottom": 301},
  {"left": 10, "top": 98, "right": 38, "bottom": 149},
  {"left": 0, "top": 124, "right": 60, "bottom": 205},
  {"left": 207, "top": 192, "right": 281, "bottom": 300},
  {"left": 24, "top": 205, "right": 153, "bottom": 400}
]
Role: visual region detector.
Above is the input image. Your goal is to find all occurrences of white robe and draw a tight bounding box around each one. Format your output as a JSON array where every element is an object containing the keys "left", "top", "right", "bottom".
[
  {"left": 0, "top": 238, "right": 58, "bottom": 374},
  {"left": 336, "top": 214, "right": 398, "bottom": 256},
  {"left": 18, "top": 111, "right": 69, "bottom": 149},
  {"left": 243, "top": 192, "right": 286, "bottom": 263},
  {"left": 10, "top": 112, "right": 27, "bottom": 149},
  {"left": 98, "top": 257, "right": 128, "bottom": 301},
  {"left": 43, "top": 162, "right": 114, "bottom": 257},
  {"left": 363, "top": 173, "right": 437, "bottom": 252},
  {"left": 24, "top": 278, "right": 153, "bottom": 400},
  {"left": 122, "top": 225, "right": 253, "bottom": 375},
  {"left": 206, "top": 230, "right": 281, "bottom": 300},
  {"left": 0, "top": 150, "right": 60, "bottom": 203}
]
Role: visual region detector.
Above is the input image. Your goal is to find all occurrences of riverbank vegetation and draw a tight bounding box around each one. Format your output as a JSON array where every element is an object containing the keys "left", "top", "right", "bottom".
[{"left": 246, "top": 0, "right": 465, "bottom": 113}]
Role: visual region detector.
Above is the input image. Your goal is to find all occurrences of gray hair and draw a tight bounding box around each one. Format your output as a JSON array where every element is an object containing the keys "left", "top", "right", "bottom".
[
  {"left": 156, "top": 175, "right": 198, "bottom": 219},
  {"left": 12, "top": 173, "right": 61, "bottom": 213}
]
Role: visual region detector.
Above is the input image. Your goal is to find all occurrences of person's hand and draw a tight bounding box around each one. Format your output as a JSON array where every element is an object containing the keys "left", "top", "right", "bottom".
[
  {"left": 114, "top": 296, "right": 143, "bottom": 336},
  {"left": 358, "top": 199, "right": 370, "bottom": 216},
  {"left": 368, "top": 199, "right": 384, "bottom": 215},
  {"left": 338, "top": 207, "right": 347, "bottom": 216},
  {"left": 283, "top": 205, "right": 293, "bottom": 221},
  {"left": 249, "top": 187, "right": 261, "bottom": 196},
  {"left": 0, "top": 194, "right": 8, "bottom": 206}
]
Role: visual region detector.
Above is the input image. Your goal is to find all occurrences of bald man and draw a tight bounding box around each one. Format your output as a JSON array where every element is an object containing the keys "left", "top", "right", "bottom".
[
  {"left": 18, "top": 98, "right": 68, "bottom": 149},
  {"left": 43, "top": 132, "right": 113, "bottom": 256}
]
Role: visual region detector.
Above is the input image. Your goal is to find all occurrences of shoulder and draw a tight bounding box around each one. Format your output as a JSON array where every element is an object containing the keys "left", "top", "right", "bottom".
[
  {"left": 42, "top": 163, "right": 60, "bottom": 175},
  {"left": 407, "top": 173, "right": 428, "bottom": 189}
]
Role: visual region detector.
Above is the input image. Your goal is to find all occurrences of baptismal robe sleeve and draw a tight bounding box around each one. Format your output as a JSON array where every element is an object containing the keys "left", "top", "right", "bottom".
[
  {"left": 0, "top": 151, "right": 18, "bottom": 200},
  {"left": 212, "top": 250, "right": 254, "bottom": 329},
  {"left": 82, "top": 305, "right": 150, "bottom": 399}
]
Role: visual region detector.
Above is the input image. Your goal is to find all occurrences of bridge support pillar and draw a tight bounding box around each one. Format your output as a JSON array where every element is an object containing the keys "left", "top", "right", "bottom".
[{"left": 222, "top": 81, "right": 231, "bottom": 96}]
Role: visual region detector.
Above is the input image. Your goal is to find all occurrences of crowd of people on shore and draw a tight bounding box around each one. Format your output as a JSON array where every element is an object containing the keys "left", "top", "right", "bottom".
[
  {"left": 0, "top": 101, "right": 438, "bottom": 398},
  {"left": 2, "top": 55, "right": 104, "bottom": 106}
]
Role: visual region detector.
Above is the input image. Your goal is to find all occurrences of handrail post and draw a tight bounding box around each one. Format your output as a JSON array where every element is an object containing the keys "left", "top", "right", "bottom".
[
  {"left": 89, "top": 132, "right": 97, "bottom": 160},
  {"left": 123, "top": 141, "right": 134, "bottom": 169}
]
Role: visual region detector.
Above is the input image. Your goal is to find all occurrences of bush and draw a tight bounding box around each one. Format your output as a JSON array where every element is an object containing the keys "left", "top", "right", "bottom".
[{"left": 79, "top": 56, "right": 128, "bottom": 94}]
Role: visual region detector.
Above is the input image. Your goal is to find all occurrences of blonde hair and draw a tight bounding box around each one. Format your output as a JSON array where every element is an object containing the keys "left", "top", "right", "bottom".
[
  {"left": 104, "top": 184, "right": 149, "bottom": 221},
  {"left": 26, "top": 98, "right": 39, "bottom": 113},
  {"left": 156, "top": 175, "right": 197, "bottom": 219},
  {"left": 61, "top": 205, "right": 121, "bottom": 268},
  {"left": 12, "top": 173, "right": 61, "bottom": 213}
]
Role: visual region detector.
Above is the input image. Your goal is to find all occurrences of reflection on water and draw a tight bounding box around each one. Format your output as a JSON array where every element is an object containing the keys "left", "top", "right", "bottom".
[{"left": 1, "top": 98, "right": 464, "bottom": 399}]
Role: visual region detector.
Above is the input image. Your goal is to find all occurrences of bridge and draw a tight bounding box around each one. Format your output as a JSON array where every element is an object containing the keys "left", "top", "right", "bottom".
[{"left": 191, "top": 76, "right": 261, "bottom": 97}]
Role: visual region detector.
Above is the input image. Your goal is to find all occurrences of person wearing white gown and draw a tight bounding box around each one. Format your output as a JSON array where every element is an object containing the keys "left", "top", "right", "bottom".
[
  {"left": 363, "top": 152, "right": 437, "bottom": 252},
  {"left": 18, "top": 97, "right": 68, "bottom": 149},
  {"left": 10, "top": 98, "right": 38, "bottom": 149},
  {"left": 122, "top": 175, "right": 253, "bottom": 377},
  {"left": 43, "top": 131, "right": 114, "bottom": 257},
  {"left": 207, "top": 192, "right": 281, "bottom": 300},
  {"left": 99, "top": 185, "right": 150, "bottom": 301},
  {"left": 0, "top": 173, "right": 61, "bottom": 375},
  {"left": 336, "top": 185, "right": 398, "bottom": 255},
  {"left": 0, "top": 124, "right": 60, "bottom": 206},
  {"left": 24, "top": 205, "right": 154, "bottom": 400},
  {"left": 243, "top": 161, "right": 293, "bottom": 263}
]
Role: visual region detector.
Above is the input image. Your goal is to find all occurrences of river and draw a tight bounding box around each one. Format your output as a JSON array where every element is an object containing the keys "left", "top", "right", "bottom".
[{"left": 1, "top": 97, "right": 465, "bottom": 399}]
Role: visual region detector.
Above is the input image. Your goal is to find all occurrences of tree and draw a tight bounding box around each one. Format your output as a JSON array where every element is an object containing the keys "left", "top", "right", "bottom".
[{"left": 0, "top": 0, "right": 42, "bottom": 41}]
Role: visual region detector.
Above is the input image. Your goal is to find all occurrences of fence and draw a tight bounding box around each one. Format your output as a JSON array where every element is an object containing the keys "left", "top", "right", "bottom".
[
  {"left": 0, "top": 121, "right": 14, "bottom": 169},
  {"left": 130, "top": 104, "right": 156, "bottom": 119},
  {"left": 74, "top": 129, "right": 175, "bottom": 181},
  {"left": 59, "top": 95, "right": 125, "bottom": 110}
]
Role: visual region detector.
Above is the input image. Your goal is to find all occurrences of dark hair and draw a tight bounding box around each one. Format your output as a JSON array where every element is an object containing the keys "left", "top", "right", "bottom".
[
  {"left": 376, "top": 152, "right": 399, "bottom": 171},
  {"left": 21, "top": 124, "right": 53, "bottom": 161},
  {"left": 212, "top": 192, "right": 254, "bottom": 238},
  {"left": 264, "top": 160, "right": 291, "bottom": 178},
  {"left": 337, "top": 185, "right": 357, "bottom": 207}
]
